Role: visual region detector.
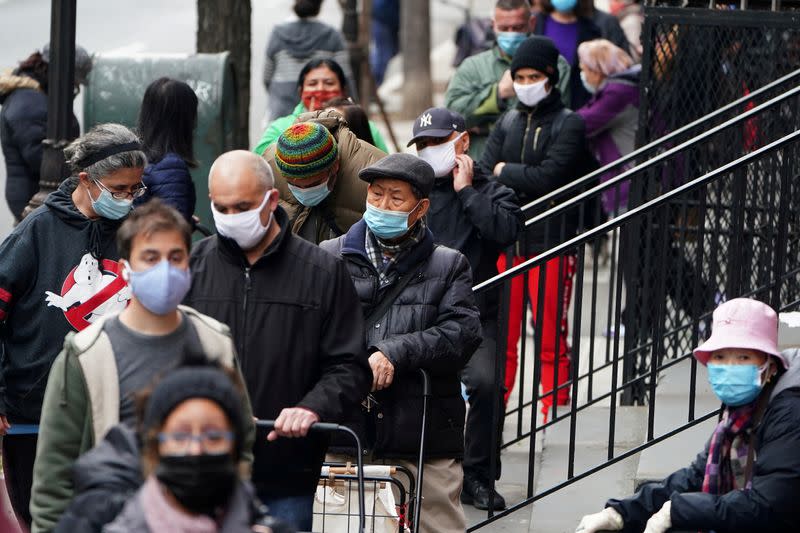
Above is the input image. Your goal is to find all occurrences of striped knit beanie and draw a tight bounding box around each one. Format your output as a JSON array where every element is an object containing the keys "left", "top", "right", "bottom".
[{"left": 274, "top": 122, "right": 338, "bottom": 183}]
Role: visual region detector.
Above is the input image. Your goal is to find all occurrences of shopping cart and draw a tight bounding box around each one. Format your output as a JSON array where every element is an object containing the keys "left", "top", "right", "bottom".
[{"left": 311, "top": 369, "right": 432, "bottom": 533}]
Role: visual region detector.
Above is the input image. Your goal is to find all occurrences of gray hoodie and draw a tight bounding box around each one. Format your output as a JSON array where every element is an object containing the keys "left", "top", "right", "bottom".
[{"left": 263, "top": 18, "right": 354, "bottom": 120}]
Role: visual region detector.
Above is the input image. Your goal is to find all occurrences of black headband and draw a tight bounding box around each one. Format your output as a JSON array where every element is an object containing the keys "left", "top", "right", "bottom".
[{"left": 77, "top": 141, "right": 142, "bottom": 169}]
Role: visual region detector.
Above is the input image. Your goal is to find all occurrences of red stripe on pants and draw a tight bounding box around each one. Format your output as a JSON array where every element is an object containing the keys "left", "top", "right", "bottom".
[{"left": 497, "top": 254, "right": 576, "bottom": 414}]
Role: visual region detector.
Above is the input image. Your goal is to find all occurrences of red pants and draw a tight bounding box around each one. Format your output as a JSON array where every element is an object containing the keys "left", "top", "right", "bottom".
[{"left": 497, "top": 254, "right": 576, "bottom": 415}]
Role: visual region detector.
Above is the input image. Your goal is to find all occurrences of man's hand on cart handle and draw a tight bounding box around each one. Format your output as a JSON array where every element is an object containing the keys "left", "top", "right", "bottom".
[
  {"left": 266, "top": 407, "right": 320, "bottom": 441},
  {"left": 369, "top": 351, "right": 395, "bottom": 391}
]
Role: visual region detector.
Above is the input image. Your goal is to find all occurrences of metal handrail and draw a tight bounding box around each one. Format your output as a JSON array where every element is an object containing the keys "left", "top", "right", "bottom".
[
  {"left": 474, "top": 127, "right": 800, "bottom": 294},
  {"left": 518, "top": 67, "right": 800, "bottom": 215},
  {"left": 521, "top": 82, "right": 800, "bottom": 229}
]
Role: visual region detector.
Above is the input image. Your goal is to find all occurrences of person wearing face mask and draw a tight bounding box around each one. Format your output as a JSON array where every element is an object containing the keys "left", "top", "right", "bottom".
[
  {"left": 184, "top": 150, "right": 371, "bottom": 530},
  {"left": 532, "top": 0, "right": 602, "bottom": 110},
  {"left": 0, "top": 123, "right": 145, "bottom": 530},
  {"left": 266, "top": 117, "right": 385, "bottom": 245},
  {"left": 29, "top": 199, "right": 254, "bottom": 533},
  {"left": 576, "top": 298, "right": 800, "bottom": 533},
  {"left": 255, "top": 58, "right": 388, "bottom": 154},
  {"left": 104, "top": 363, "right": 292, "bottom": 533},
  {"left": 408, "top": 107, "right": 522, "bottom": 511},
  {"left": 445, "top": 0, "right": 572, "bottom": 160},
  {"left": 480, "top": 35, "right": 597, "bottom": 420},
  {"left": 575, "top": 39, "right": 639, "bottom": 216},
  {"left": 320, "top": 154, "right": 483, "bottom": 533}
]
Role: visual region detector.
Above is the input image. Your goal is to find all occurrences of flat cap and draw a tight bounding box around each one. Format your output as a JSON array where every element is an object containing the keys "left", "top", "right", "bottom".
[{"left": 358, "top": 153, "right": 435, "bottom": 198}]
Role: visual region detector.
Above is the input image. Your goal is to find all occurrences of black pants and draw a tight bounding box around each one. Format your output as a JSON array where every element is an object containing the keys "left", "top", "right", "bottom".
[
  {"left": 2, "top": 434, "right": 37, "bottom": 527},
  {"left": 460, "top": 322, "right": 504, "bottom": 483}
]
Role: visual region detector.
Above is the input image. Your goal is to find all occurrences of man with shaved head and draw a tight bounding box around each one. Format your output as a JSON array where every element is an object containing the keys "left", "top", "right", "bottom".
[{"left": 184, "top": 150, "right": 371, "bottom": 530}]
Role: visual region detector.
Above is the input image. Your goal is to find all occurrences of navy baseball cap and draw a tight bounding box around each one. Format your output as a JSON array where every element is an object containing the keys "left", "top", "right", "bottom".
[{"left": 407, "top": 107, "right": 467, "bottom": 147}]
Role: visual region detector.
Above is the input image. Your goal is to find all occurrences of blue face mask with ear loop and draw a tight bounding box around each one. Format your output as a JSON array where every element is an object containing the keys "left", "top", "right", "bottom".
[
  {"left": 287, "top": 179, "right": 332, "bottom": 207},
  {"left": 363, "top": 201, "right": 422, "bottom": 240},
  {"left": 706, "top": 362, "right": 769, "bottom": 407},
  {"left": 496, "top": 32, "right": 528, "bottom": 57},
  {"left": 123, "top": 259, "right": 192, "bottom": 315},
  {"left": 89, "top": 180, "right": 134, "bottom": 220},
  {"left": 551, "top": 0, "right": 578, "bottom": 12}
]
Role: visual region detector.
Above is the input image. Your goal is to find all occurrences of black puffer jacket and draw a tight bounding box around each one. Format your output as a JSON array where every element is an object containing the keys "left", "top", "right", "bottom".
[
  {"left": 607, "top": 352, "right": 800, "bottom": 533},
  {"left": 320, "top": 220, "right": 482, "bottom": 459},
  {"left": 479, "top": 90, "right": 596, "bottom": 254},
  {"left": 0, "top": 73, "right": 79, "bottom": 220}
]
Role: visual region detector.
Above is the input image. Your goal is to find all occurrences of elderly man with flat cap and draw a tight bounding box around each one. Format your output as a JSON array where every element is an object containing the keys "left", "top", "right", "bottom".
[
  {"left": 321, "top": 153, "right": 482, "bottom": 533},
  {"left": 184, "top": 150, "right": 371, "bottom": 531}
]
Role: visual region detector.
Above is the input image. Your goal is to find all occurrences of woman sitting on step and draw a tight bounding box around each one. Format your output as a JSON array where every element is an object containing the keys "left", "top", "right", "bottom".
[{"left": 576, "top": 298, "right": 800, "bottom": 533}]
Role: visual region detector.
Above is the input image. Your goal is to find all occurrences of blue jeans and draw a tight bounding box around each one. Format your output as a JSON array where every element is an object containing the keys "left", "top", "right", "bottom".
[{"left": 259, "top": 493, "right": 314, "bottom": 531}]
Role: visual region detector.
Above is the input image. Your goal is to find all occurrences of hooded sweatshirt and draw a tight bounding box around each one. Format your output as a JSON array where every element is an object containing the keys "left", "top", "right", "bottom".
[
  {"left": 0, "top": 72, "right": 79, "bottom": 220},
  {"left": 0, "top": 178, "right": 129, "bottom": 422},
  {"left": 263, "top": 17, "right": 355, "bottom": 121}
]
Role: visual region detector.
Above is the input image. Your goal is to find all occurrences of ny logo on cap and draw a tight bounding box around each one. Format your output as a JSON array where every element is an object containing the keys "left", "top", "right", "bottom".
[{"left": 420, "top": 113, "right": 432, "bottom": 127}]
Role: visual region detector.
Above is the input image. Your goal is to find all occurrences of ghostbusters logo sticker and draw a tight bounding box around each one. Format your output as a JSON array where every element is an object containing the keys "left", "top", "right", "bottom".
[{"left": 44, "top": 253, "right": 131, "bottom": 331}]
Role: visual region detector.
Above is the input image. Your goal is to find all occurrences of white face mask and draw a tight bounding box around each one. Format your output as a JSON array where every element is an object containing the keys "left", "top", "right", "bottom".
[
  {"left": 416, "top": 132, "right": 464, "bottom": 177},
  {"left": 580, "top": 71, "right": 598, "bottom": 95},
  {"left": 211, "top": 190, "right": 274, "bottom": 251},
  {"left": 513, "top": 79, "right": 550, "bottom": 107}
]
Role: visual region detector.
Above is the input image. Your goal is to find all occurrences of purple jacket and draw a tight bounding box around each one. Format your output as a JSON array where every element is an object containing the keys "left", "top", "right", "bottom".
[{"left": 576, "top": 65, "right": 640, "bottom": 214}]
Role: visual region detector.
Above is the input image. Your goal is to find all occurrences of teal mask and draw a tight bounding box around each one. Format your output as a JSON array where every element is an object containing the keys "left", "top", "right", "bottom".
[
  {"left": 707, "top": 363, "right": 765, "bottom": 406},
  {"left": 496, "top": 32, "right": 528, "bottom": 57},
  {"left": 363, "top": 202, "right": 418, "bottom": 240},
  {"left": 287, "top": 180, "right": 331, "bottom": 207},
  {"left": 90, "top": 186, "right": 133, "bottom": 220},
  {"left": 551, "top": 0, "right": 578, "bottom": 12}
]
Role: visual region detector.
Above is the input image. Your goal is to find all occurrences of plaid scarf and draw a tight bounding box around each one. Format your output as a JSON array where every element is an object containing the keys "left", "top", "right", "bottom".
[
  {"left": 365, "top": 219, "right": 427, "bottom": 287},
  {"left": 702, "top": 404, "right": 755, "bottom": 495}
]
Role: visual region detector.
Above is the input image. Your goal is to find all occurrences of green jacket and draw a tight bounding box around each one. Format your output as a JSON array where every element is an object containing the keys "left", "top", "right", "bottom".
[
  {"left": 444, "top": 45, "right": 572, "bottom": 160},
  {"left": 253, "top": 101, "right": 389, "bottom": 155},
  {"left": 29, "top": 306, "right": 256, "bottom": 533}
]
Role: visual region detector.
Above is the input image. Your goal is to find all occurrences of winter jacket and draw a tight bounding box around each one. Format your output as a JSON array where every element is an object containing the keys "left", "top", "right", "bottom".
[
  {"left": 479, "top": 90, "right": 597, "bottom": 254},
  {"left": 427, "top": 167, "right": 522, "bottom": 319},
  {"left": 576, "top": 65, "right": 640, "bottom": 214},
  {"left": 263, "top": 17, "right": 354, "bottom": 121},
  {"left": 30, "top": 306, "right": 255, "bottom": 533},
  {"left": 53, "top": 425, "right": 142, "bottom": 533},
  {"left": 135, "top": 152, "right": 196, "bottom": 222},
  {"left": 444, "top": 45, "right": 572, "bottom": 160},
  {"left": 254, "top": 101, "right": 389, "bottom": 156},
  {"left": 184, "top": 206, "right": 372, "bottom": 497},
  {"left": 0, "top": 73, "right": 79, "bottom": 220},
  {"left": 262, "top": 108, "right": 386, "bottom": 244},
  {"left": 320, "top": 220, "right": 482, "bottom": 459},
  {"left": 0, "top": 177, "right": 126, "bottom": 424},
  {"left": 607, "top": 352, "right": 800, "bottom": 533},
  {"left": 104, "top": 478, "right": 279, "bottom": 533},
  {"left": 533, "top": 14, "right": 602, "bottom": 111}
]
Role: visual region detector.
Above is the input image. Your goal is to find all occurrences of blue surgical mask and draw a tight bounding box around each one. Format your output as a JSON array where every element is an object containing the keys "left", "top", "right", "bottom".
[
  {"left": 496, "top": 32, "right": 528, "bottom": 57},
  {"left": 90, "top": 186, "right": 133, "bottom": 220},
  {"left": 125, "top": 259, "right": 191, "bottom": 315},
  {"left": 363, "top": 202, "right": 419, "bottom": 240},
  {"left": 551, "top": 0, "right": 578, "bottom": 12},
  {"left": 707, "top": 363, "right": 765, "bottom": 406},
  {"left": 287, "top": 180, "right": 331, "bottom": 207}
]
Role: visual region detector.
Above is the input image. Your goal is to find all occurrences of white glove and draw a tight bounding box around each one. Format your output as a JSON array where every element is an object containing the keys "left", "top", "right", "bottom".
[
  {"left": 643, "top": 501, "right": 672, "bottom": 533},
  {"left": 575, "top": 507, "right": 624, "bottom": 533}
]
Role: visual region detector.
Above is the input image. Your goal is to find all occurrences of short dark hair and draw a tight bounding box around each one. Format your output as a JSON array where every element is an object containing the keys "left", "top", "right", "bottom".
[
  {"left": 293, "top": 0, "right": 322, "bottom": 17},
  {"left": 323, "top": 97, "right": 377, "bottom": 147},
  {"left": 117, "top": 199, "right": 192, "bottom": 260},
  {"left": 495, "top": 0, "right": 531, "bottom": 11},
  {"left": 15, "top": 52, "right": 49, "bottom": 91},
  {"left": 297, "top": 58, "right": 349, "bottom": 94},
  {"left": 137, "top": 77, "right": 198, "bottom": 168}
]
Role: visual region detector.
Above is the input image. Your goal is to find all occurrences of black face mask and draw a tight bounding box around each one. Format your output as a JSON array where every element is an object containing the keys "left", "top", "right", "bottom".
[{"left": 155, "top": 453, "right": 238, "bottom": 515}]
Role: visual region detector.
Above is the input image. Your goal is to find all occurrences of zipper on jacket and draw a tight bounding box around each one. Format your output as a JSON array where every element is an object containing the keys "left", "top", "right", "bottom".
[
  {"left": 533, "top": 126, "right": 542, "bottom": 152},
  {"left": 243, "top": 267, "right": 252, "bottom": 314},
  {"left": 520, "top": 112, "right": 533, "bottom": 162}
]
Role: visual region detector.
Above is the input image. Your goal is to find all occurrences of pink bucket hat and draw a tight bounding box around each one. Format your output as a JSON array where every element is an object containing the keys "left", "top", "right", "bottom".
[{"left": 693, "top": 298, "right": 784, "bottom": 368}]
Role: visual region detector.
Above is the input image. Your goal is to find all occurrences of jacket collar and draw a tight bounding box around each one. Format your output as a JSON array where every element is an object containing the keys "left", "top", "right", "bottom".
[
  {"left": 216, "top": 205, "right": 293, "bottom": 268},
  {"left": 342, "top": 219, "right": 435, "bottom": 275}
]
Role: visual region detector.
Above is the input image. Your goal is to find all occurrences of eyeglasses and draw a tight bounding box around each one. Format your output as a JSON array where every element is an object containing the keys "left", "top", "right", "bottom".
[
  {"left": 93, "top": 179, "right": 147, "bottom": 200},
  {"left": 157, "top": 430, "right": 234, "bottom": 454}
]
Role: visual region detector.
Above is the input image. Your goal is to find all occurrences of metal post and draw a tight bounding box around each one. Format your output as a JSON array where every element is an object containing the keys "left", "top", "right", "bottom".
[
  {"left": 23, "top": 0, "right": 77, "bottom": 219},
  {"left": 340, "top": 0, "right": 362, "bottom": 89}
]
